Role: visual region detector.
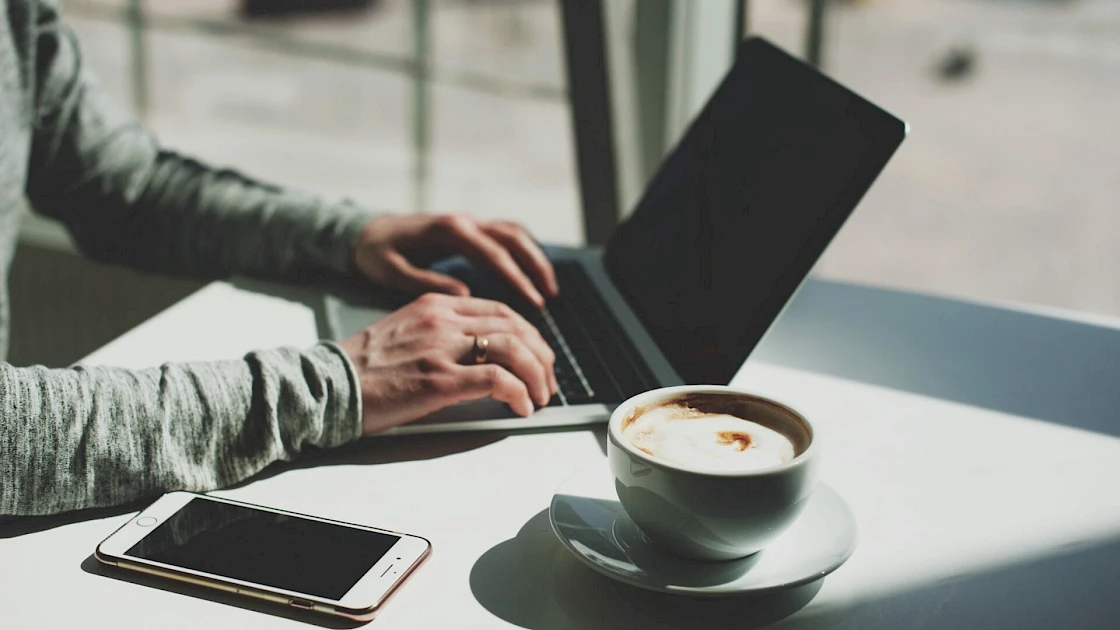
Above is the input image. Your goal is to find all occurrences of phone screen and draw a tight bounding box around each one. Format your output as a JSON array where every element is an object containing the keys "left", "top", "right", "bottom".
[{"left": 125, "top": 497, "right": 400, "bottom": 600}]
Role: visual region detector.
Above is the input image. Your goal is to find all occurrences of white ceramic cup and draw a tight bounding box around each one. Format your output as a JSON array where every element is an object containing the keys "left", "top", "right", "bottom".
[{"left": 607, "top": 385, "right": 819, "bottom": 562}]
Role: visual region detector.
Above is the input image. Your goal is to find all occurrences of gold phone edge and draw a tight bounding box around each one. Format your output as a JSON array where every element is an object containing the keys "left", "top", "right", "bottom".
[{"left": 110, "top": 558, "right": 334, "bottom": 613}]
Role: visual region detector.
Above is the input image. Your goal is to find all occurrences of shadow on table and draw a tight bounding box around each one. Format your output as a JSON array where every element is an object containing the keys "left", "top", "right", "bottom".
[
  {"left": 472, "top": 509, "right": 1120, "bottom": 629},
  {"left": 753, "top": 279, "right": 1120, "bottom": 438},
  {"left": 771, "top": 532, "right": 1120, "bottom": 629},
  {"left": 249, "top": 430, "right": 509, "bottom": 478},
  {"left": 79, "top": 554, "right": 365, "bottom": 628},
  {"left": 0, "top": 501, "right": 149, "bottom": 539},
  {"left": 0, "top": 431, "right": 509, "bottom": 539},
  {"left": 469, "top": 509, "right": 821, "bottom": 630},
  {"left": 2, "top": 425, "right": 606, "bottom": 539},
  {"left": 243, "top": 422, "right": 609, "bottom": 486}
]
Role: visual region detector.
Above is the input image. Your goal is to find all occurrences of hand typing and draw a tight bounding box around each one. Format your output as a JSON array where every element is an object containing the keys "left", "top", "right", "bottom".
[
  {"left": 353, "top": 214, "right": 560, "bottom": 308},
  {"left": 338, "top": 293, "right": 559, "bottom": 434}
]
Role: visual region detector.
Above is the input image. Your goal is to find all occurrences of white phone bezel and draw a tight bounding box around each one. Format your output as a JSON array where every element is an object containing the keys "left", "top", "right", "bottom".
[{"left": 96, "top": 491, "right": 430, "bottom": 613}]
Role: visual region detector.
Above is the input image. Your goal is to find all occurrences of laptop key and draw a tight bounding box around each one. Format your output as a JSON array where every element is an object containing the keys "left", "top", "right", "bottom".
[
  {"left": 560, "top": 388, "right": 595, "bottom": 405},
  {"left": 474, "top": 263, "right": 612, "bottom": 405}
]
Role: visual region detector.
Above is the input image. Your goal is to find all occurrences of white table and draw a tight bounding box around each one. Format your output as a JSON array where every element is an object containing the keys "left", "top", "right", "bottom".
[{"left": 4, "top": 278, "right": 1120, "bottom": 629}]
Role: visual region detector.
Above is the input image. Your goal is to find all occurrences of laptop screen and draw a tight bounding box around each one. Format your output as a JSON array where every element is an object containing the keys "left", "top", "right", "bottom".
[{"left": 604, "top": 37, "right": 906, "bottom": 385}]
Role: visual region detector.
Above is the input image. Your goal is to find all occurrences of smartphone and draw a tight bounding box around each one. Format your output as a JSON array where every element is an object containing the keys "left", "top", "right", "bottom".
[{"left": 95, "top": 491, "right": 431, "bottom": 621}]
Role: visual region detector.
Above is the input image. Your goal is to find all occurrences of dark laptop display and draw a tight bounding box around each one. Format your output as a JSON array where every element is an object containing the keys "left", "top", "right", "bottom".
[{"left": 604, "top": 38, "right": 906, "bottom": 385}]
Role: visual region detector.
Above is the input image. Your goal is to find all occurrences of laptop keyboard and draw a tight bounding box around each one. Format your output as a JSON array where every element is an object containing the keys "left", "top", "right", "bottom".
[
  {"left": 521, "top": 306, "right": 595, "bottom": 405},
  {"left": 458, "top": 259, "right": 653, "bottom": 408}
]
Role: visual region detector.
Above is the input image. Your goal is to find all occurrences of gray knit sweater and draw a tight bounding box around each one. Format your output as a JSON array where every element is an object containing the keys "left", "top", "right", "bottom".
[{"left": 0, "top": 0, "right": 371, "bottom": 515}]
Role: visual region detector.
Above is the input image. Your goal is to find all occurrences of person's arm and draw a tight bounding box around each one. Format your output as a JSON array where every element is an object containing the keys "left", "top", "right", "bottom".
[
  {"left": 0, "top": 343, "right": 360, "bottom": 516},
  {"left": 23, "top": 0, "right": 371, "bottom": 282},
  {"left": 0, "top": 287, "right": 566, "bottom": 517}
]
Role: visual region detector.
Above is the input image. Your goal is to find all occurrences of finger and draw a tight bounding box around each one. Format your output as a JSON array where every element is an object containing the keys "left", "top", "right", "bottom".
[
  {"left": 444, "top": 295, "right": 522, "bottom": 318},
  {"left": 384, "top": 251, "right": 469, "bottom": 297},
  {"left": 435, "top": 216, "right": 545, "bottom": 307},
  {"left": 473, "top": 333, "right": 552, "bottom": 406},
  {"left": 462, "top": 316, "right": 556, "bottom": 392},
  {"left": 482, "top": 222, "right": 560, "bottom": 297},
  {"left": 449, "top": 363, "right": 535, "bottom": 417},
  {"left": 442, "top": 297, "right": 558, "bottom": 392}
]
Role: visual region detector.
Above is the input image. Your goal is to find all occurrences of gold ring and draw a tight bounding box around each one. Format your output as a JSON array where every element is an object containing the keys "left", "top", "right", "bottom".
[{"left": 472, "top": 335, "right": 490, "bottom": 365}]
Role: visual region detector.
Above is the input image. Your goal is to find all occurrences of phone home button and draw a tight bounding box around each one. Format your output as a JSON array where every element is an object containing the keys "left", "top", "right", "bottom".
[{"left": 136, "top": 517, "right": 158, "bottom": 527}]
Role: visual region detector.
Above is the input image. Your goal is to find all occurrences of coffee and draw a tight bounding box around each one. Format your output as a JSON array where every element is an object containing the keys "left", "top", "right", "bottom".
[
  {"left": 621, "top": 395, "right": 800, "bottom": 472},
  {"left": 610, "top": 388, "right": 817, "bottom": 560}
]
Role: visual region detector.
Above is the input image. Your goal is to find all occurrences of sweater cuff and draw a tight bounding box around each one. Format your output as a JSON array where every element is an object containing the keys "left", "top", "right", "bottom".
[
  {"left": 306, "top": 342, "right": 363, "bottom": 448},
  {"left": 318, "top": 200, "right": 377, "bottom": 280}
]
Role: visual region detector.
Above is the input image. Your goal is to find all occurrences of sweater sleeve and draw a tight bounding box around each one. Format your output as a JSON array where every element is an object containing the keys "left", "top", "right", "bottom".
[
  {"left": 23, "top": 0, "right": 375, "bottom": 282},
  {"left": 0, "top": 343, "right": 363, "bottom": 516}
]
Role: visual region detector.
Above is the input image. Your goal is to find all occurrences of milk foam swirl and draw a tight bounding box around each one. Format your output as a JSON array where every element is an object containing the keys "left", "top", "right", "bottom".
[{"left": 623, "top": 404, "right": 795, "bottom": 472}]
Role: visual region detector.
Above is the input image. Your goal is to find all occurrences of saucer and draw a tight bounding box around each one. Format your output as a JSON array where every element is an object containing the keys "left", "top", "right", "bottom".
[{"left": 548, "top": 461, "right": 857, "bottom": 596}]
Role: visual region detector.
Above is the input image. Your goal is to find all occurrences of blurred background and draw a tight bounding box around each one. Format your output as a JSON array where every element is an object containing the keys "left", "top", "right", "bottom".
[{"left": 13, "top": 0, "right": 1119, "bottom": 366}]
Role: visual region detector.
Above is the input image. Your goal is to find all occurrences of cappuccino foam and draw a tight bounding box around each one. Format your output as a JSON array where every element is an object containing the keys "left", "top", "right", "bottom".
[{"left": 623, "top": 404, "right": 795, "bottom": 472}]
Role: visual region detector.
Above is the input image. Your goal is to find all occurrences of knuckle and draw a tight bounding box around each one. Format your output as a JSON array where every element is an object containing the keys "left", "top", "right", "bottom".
[
  {"left": 483, "top": 364, "right": 505, "bottom": 388},
  {"left": 438, "top": 214, "right": 473, "bottom": 235},
  {"left": 413, "top": 313, "right": 443, "bottom": 331},
  {"left": 518, "top": 319, "right": 540, "bottom": 337},
  {"left": 512, "top": 340, "right": 535, "bottom": 364},
  {"left": 506, "top": 340, "right": 543, "bottom": 376},
  {"left": 494, "top": 220, "right": 522, "bottom": 235},
  {"left": 415, "top": 356, "right": 449, "bottom": 375},
  {"left": 416, "top": 374, "right": 445, "bottom": 395},
  {"left": 414, "top": 292, "right": 441, "bottom": 308},
  {"left": 387, "top": 249, "right": 413, "bottom": 267}
]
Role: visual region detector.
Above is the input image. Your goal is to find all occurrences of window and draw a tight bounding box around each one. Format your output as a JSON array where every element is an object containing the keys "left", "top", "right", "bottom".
[
  {"left": 62, "top": 0, "right": 581, "bottom": 243},
  {"left": 753, "top": 0, "right": 1120, "bottom": 316}
]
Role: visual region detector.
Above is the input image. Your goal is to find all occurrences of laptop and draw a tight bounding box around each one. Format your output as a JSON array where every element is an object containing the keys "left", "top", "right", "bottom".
[{"left": 325, "top": 37, "right": 908, "bottom": 435}]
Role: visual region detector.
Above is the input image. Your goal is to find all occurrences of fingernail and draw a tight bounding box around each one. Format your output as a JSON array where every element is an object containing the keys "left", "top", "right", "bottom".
[{"left": 523, "top": 397, "right": 535, "bottom": 416}]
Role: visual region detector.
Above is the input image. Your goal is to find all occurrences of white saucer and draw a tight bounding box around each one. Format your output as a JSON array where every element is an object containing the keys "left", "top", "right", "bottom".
[{"left": 548, "top": 461, "right": 857, "bottom": 597}]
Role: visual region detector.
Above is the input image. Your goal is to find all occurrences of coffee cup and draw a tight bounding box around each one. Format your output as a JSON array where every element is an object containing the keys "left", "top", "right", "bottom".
[{"left": 607, "top": 385, "right": 818, "bottom": 562}]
